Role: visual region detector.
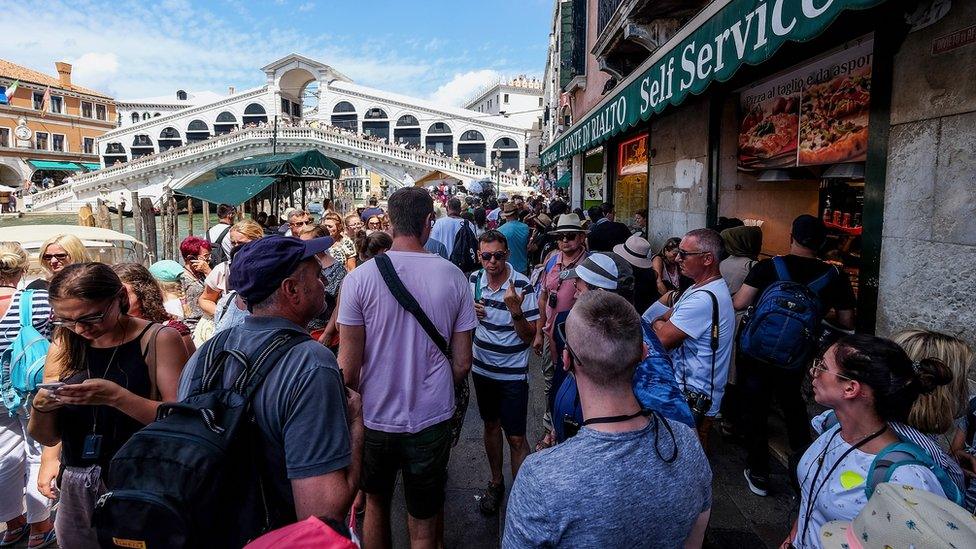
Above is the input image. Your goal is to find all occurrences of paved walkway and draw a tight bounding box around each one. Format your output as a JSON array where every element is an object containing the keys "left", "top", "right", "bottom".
[{"left": 386, "top": 354, "right": 798, "bottom": 548}]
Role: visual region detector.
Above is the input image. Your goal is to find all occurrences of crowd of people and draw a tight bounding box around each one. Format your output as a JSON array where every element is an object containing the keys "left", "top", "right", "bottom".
[{"left": 0, "top": 186, "right": 975, "bottom": 549}]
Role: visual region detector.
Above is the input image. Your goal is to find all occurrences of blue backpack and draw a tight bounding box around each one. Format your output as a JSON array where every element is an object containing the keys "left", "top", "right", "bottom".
[
  {"left": 1, "top": 290, "right": 50, "bottom": 415},
  {"left": 738, "top": 256, "right": 834, "bottom": 369}
]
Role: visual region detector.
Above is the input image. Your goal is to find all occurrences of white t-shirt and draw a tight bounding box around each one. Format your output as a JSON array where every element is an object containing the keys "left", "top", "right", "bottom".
[
  {"left": 207, "top": 223, "right": 233, "bottom": 257},
  {"left": 204, "top": 261, "right": 229, "bottom": 292},
  {"left": 667, "top": 278, "right": 734, "bottom": 416},
  {"left": 163, "top": 298, "right": 185, "bottom": 319},
  {"left": 430, "top": 217, "right": 469, "bottom": 257},
  {"left": 792, "top": 423, "right": 947, "bottom": 548}
]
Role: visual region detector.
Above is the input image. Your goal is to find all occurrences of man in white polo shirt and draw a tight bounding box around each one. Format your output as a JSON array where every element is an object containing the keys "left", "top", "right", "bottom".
[{"left": 469, "top": 229, "right": 539, "bottom": 515}]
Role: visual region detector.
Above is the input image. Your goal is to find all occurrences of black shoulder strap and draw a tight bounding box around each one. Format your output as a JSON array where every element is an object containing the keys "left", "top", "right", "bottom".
[
  {"left": 699, "top": 289, "right": 720, "bottom": 401},
  {"left": 190, "top": 328, "right": 309, "bottom": 400},
  {"left": 210, "top": 224, "right": 231, "bottom": 246},
  {"left": 374, "top": 253, "right": 451, "bottom": 360}
]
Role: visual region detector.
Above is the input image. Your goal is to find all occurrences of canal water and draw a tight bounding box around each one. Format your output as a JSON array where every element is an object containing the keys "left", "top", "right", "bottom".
[{"left": 0, "top": 212, "right": 223, "bottom": 244}]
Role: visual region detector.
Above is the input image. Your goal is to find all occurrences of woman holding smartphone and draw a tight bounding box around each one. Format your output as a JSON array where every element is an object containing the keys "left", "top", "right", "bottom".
[
  {"left": 0, "top": 242, "right": 55, "bottom": 548},
  {"left": 28, "top": 263, "right": 188, "bottom": 549}
]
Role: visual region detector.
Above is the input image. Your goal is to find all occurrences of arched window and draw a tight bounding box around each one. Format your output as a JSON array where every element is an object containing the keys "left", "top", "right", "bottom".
[
  {"left": 130, "top": 134, "right": 154, "bottom": 158},
  {"left": 214, "top": 111, "right": 238, "bottom": 135},
  {"left": 425, "top": 122, "right": 453, "bottom": 155},
  {"left": 362, "top": 107, "right": 389, "bottom": 140},
  {"left": 131, "top": 112, "right": 140, "bottom": 123},
  {"left": 396, "top": 115, "right": 419, "bottom": 126},
  {"left": 158, "top": 127, "right": 182, "bottom": 151},
  {"left": 492, "top": 138, "right": 520, "bottom": 171},
  {"left": 153, "top": 113, "right": 161, "bottom": 118},
  {"left": 176, "top": 90, "right": 188, "bottom": 101},
  {"left": 242, "top": 103, "right": 268, "bottom": 126},
  {"left": 394, "top": 114, "right": 421, "bottom": 147},
  {"left": 458, "top": 130, "right": 486, "bottom": 166},
  {"left": 142, "top": 112, "right": 151, "bottom": 120},
  {"left": 103, "top": 142, "right": 127, "bottom": 165},
  {"left": 186, "top": 119, "right": 211, "bottom": 143},
  {"left": 460, "top": 130, "right": 485, "bottom": 142},
  {"left": 331, "top": 101, "right": 357, "bottom": 131}
]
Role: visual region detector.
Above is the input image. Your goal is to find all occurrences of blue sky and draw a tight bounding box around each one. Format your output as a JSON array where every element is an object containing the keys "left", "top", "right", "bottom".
[{"left": 0, "top": 0, "right": 551, "bottom": 106}]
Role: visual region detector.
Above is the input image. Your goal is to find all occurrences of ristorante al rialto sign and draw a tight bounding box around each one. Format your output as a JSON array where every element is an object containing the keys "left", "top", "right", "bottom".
[{"left": 540, "top": 0, "right": 885, "bottom": 167}]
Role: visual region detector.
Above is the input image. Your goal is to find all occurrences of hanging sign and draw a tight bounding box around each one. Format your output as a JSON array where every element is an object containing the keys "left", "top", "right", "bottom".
[
  {"left": 738, "top": 38, "right": 873, "bottom": 169},
  {"left": 540, "top": 0, "right": 886, "bottom": 167}
]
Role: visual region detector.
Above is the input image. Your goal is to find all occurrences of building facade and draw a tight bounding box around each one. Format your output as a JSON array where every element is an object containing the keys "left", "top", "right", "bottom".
[
  {"left": 463, "top": 76, "right": 544, "bottom": 169},
  {"left": 116, "top": 90, "right": 226, "bottom": 128},
  {"left": 0, "top": 59, "right": 116, "bottom": 191},
  {"left": 540, "top": 0, "right": 976, "bottom": 344}
]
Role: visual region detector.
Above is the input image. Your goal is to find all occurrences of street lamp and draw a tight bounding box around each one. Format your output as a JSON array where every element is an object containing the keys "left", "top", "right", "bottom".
[{"left": 491, "top": 151, "right": 502, "bottom": 198}]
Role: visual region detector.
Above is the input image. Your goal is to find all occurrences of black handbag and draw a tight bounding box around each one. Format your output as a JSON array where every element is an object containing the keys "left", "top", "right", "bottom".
[{"left": 375, "top": 253, "right": 469, "bottom": 446}]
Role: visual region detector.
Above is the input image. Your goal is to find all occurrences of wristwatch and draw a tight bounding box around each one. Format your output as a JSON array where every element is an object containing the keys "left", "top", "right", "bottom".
[{"left": 511, "top": 312, "right": 525, "bottom": 321}]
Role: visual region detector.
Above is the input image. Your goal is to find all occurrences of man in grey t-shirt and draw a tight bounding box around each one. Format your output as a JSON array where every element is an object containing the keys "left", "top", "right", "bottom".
[
  {"left": 504, "top": 292, "right": 711, "bottom": 548},
  {"left": 178, "top": 235, "right": 362, "bottom": 527}
]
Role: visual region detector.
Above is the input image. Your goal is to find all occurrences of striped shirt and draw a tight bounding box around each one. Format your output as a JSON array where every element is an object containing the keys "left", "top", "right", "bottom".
[{"left": 469, "top": 265, "right": 540, "bottom": 381}]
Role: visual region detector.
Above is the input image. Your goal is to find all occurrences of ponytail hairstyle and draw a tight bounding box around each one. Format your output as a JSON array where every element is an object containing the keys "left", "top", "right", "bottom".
[
  {"left": 48, "top": 262, "right": 127, "bottom": 378},
  {"left": 356, "top": 230, "right": 392, "bottom": 262},
  {"left": 833, "top": 334, "right": 953, "bottom": 423},
  {"left": 0, "top": 242, "right": 29, "bottom": 281},
  {"left": 892, "top": 329, "right": 974, "bottom": 434}
]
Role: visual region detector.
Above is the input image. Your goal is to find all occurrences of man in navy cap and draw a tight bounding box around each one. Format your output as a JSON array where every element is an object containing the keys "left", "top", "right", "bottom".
[{"left": 177, "top": 235, "right": 362, "bottom": 528}]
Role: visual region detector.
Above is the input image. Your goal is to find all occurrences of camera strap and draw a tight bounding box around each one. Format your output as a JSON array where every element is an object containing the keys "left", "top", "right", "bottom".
[
  {"left": 677, "top": 288, "right": 720, "bottom": 404},
  {"left": 583, "top": 409, "right": 650, "bottom": 426}
]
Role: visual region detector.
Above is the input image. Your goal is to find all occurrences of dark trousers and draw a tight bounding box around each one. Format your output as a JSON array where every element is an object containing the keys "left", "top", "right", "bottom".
[{"left": 740, "top": 353, "right": 812, "bottom": 476}]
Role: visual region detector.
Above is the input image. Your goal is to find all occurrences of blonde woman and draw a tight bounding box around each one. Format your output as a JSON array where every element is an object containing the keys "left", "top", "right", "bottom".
[
  {"left": 27, "top": 235, "right": 91, "bottom": 291},
  {"left": 197, "top": 220, "right": 264, "bottom": 318},
  {"left": 893, "top": 329, "right": 976, "bottom": 473},
  {"left": 0, "top": 243, "right": 55, "bottom": 548}
]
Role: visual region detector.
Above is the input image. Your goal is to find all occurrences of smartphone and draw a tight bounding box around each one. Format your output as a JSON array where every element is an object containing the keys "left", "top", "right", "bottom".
[{"left": 36, "top": 382, "right": 65, "bottom": 391}]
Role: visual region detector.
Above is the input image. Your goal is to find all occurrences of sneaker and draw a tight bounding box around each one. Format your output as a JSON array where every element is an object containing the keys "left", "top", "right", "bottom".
[
  {"left": 743, "top": 469, "right": 769, "bottom": 497},
  {"left": 478, "top": 480, "right": 505, "bottom": 515}
]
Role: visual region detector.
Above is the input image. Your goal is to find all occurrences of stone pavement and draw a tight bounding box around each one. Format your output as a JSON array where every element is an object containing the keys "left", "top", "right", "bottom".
[{"left": 387, "top": 353, "right": 799, "bottom": 548}]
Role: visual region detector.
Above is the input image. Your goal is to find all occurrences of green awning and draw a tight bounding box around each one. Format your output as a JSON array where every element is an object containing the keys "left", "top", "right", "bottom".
[
  {"left": 28, "top": 160, "right": 81, "bottom": 171},
  {"left": 214, "top": 150, "right": 345, "bottom": 180},
  {"left": 555, "top": 171, "right": 571, "bottom": 188},
  {"left": 176, "top": 175, "right": 277, "bottom": 205},
  {"left": 540, "top": 0, "right": 885, "bottom": 167},
  {"left": 79, "top": 163, "right": 102, "bottom": 171}
]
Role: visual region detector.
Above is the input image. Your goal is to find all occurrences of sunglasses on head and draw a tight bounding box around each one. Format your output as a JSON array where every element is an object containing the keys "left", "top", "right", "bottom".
[{"left": 480, "top": 251, "right": 507, "bottom": 261}]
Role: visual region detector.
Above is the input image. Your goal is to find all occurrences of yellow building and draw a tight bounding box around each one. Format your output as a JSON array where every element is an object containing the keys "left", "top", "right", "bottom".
[{"left": 0, "top": 59, "right": 117, "bottom": 192}]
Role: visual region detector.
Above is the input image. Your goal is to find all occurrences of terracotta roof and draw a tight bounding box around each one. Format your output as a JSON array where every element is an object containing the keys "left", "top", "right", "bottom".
[{"left": 0, "top": 58, "right": 113, "bottom": 99}]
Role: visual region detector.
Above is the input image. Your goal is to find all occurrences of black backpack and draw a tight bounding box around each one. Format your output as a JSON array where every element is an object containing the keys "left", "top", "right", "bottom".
[
  {"left": 208, "top": 225, "right": 231, "bottom": 267},
  {"left": 93, "top": 328, "right": 309, "bottom": 549},
  {"left": 449, "top": 219, "right": 479, "bottom": 273}
]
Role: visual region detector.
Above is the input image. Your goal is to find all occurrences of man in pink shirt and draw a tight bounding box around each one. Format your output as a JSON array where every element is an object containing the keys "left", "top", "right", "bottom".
[{"left": 339, "top": 187, "right": 476, "bottom": 549}]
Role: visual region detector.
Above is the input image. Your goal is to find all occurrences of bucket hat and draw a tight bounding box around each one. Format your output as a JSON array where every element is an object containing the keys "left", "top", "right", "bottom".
[{"left": 549, "top": 213, "right": 587, "bottom": 234}]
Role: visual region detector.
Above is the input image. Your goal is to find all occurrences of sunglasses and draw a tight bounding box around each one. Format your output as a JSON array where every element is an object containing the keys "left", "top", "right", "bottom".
[
  {"left": 290, "top": 220, "right": 309, "bottom": 227},
  {"left": 52, "top": 300, "right": 116, "bottom": 329},
  {"left": 556, "top": 233, "right": 580, "bottom": 241},
  {"left": 42, "top": 253, "right": 69, "bottom": 262},
  {"left": 480, "top": 251, "right": 507, "bottom": 262},
  {"left": 675, "top": 248, "right": 710, "bottom": 259},
  {"left": 810, "top": 357, "right": 853, "bottom": 381}
]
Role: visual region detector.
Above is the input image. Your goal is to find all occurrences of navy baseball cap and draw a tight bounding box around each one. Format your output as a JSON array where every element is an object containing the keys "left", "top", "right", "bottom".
[
  {"left": 792, "top": 214, "right": 827, "bottom": 250},
  {"left": 228, "top": 235, "right": 333, "bottom": 306}
]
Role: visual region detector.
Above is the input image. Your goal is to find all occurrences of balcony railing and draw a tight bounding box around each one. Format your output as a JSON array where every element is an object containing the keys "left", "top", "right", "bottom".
[{"left": 598, "top": 0, "right": 625, "bottom": 34}]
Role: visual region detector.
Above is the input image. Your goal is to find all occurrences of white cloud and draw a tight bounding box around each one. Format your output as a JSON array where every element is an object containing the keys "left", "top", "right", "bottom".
[
  {"left": 297, "top": 2, "right": 315, "bottom": 12},
  {"left": 429, "top": 69, "right": 500, "bottom": 107}
]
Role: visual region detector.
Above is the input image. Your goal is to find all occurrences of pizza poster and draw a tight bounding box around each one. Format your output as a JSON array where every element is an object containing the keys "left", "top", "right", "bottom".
[{"left": 738, "top": 39, "right": 873, "bottom": 170}]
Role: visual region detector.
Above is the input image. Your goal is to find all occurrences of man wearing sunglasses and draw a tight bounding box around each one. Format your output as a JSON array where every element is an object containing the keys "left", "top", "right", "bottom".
[
  {"left": 469, "top": 230, "right": 539, "bottom": 515},
  {"left": 531, "top": 213, "right": 589, "bottom": 450},
  {"left": 648, "top": 228, "right": 735, "bottom": 448},
  {"left": 285, "top": 210, "right": 311, "bottom": 238}
]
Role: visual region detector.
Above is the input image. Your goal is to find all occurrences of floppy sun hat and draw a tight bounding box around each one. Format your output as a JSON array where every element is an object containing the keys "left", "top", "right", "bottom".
[{"left": 613, "top": 234, "right": 653, "bottom": 269}]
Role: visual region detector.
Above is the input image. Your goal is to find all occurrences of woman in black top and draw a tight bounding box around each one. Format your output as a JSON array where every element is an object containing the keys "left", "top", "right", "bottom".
[{"left": 28, "top": 263, "right": 188, "bottom": 549}]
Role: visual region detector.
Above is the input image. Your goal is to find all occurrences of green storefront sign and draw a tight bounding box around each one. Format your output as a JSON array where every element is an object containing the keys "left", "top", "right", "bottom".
[{"left": 540, "top": 0, "right": 885, "bottom": 167}]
